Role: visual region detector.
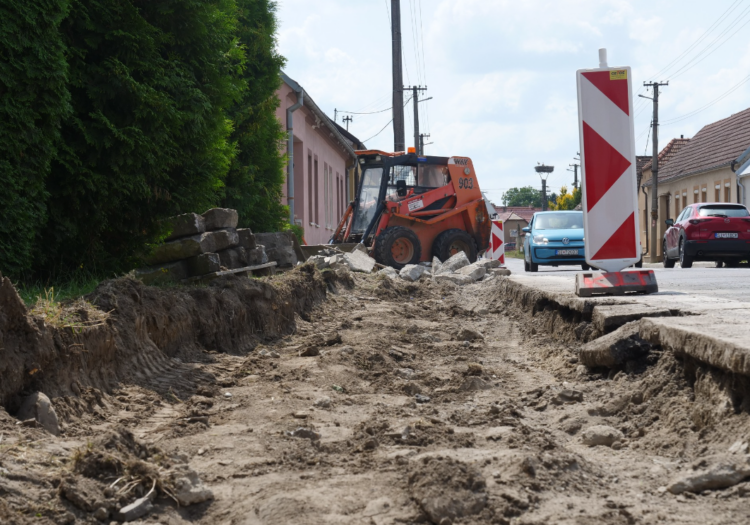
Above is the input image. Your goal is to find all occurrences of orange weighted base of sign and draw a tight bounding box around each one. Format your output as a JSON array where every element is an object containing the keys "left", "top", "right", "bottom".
[{"left": 575, "top": 270, "right": 658, "bottom": 297}]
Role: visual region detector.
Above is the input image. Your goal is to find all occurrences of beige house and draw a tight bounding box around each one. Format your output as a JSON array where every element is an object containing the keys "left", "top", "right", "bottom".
[{"left": 640, "top": 107, "right": 750, "bottom": 260}]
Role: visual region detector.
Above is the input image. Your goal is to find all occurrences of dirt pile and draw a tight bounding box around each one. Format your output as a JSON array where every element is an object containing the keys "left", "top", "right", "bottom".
[{"left": 0, "top": 265, "right": 327, "bottom": 413}]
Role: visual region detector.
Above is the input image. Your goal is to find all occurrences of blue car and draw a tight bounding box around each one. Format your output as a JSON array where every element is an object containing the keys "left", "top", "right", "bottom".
[{"left": 523, "top": 211, "right": 588, "bottom": 272}]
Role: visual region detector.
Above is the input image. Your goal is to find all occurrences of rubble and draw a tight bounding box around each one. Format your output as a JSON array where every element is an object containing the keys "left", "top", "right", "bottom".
[
  {"left": 456, "top": 263, "right": 487, "bottom": 282},
  {"left": 202, "top": 208, "right": 238, "bottom": 231},
  {"left": 399, "top": 264, "right": 428, "bottom": 281},
  {"left": 437, "top": 251, "right": 471, "bottom": 274},
  {"left": 163, "top": 212, "right": 205, "bottom": 241},
  {"left": 581, "top": 425, "right": 624, "bottom": 447},
  {"left": 17, "top": 392, "right": 60, "bottom": 436},
  {"left": 170, "top": 465, "right": 215, "bottom": 506},
  {"left": 667, "top": 456, "right": 750, "bottom": 494},
  {"left": 343, "top": 249, "right": 376, "bottom": 273}
]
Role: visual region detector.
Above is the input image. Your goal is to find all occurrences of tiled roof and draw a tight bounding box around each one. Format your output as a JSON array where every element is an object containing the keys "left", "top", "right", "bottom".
[
  {"left": 648, "top": 107, "right": 750, "bottom": 184},
  {"left": 494, "top": 206, "right": 540, "bottom": 223},
  {"left": 641, "top": 138, "right": 690, "bottom": 180},
  {"left": 635, "top": 155, "right": 652, "bottom": 176}
]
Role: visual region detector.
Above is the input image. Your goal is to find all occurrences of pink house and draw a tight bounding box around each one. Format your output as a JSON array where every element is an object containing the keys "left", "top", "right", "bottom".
[{"left": 277, "top": 72, "right": 359, "bottom": 245}]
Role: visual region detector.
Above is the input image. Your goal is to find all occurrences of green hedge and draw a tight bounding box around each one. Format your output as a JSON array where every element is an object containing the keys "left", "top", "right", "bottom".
[{"left": 0, "top": 0, "right": 287, "bottom": 281}]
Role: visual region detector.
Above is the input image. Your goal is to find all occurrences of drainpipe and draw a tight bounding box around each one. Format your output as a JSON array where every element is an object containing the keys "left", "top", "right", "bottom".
[
  {"left": 731, "top": 145, "right": 750, "bottom": 206},
  {"left": 640, "top": 180, "right": 649, "bottom": 256},
  {"left": 286, "top": 89, "right": 304, "bottom": 223}
]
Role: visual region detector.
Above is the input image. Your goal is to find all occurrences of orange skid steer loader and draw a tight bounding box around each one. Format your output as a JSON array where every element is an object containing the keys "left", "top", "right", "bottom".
[{"left": 330, "top": 149, "right": 492, "bottom": 269}]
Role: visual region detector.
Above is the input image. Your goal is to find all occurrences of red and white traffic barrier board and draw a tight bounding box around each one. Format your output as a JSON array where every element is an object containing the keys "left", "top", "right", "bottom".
[
  {"left": 576, "top": 51, "right": 641, "bottom": 273},
  {"left": 489, "top": 220, "right": 505, "bottom": 264}
]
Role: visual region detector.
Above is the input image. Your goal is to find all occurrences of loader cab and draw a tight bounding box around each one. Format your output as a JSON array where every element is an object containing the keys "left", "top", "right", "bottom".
[{"left": 351, "top": 151, "right": 450, "bottom": 240}]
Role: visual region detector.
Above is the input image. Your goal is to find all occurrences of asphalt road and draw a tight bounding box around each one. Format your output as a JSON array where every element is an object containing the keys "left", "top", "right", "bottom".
[{"left": 504, "top": 256, "right": 750, "bottom": 303}]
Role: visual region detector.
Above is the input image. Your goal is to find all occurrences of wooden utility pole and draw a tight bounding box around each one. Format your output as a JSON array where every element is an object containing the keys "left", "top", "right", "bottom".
[
  {"left": 391, "top": 0, "right": 405, "bottom": 152},
  {"left": 642, "top": 81, "right": 668, "bottom": 263},
  {"left": 405, "top": 86, "right": 427, "bottom": 153}
]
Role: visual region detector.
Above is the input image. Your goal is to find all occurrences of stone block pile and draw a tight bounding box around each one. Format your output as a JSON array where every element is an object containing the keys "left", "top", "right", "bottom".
[
  {"left": 137, "top": 208, "right": 298, "bottom": 284},
  {"left": 383, "top": 252, "right": 510, "bottom": 285}
]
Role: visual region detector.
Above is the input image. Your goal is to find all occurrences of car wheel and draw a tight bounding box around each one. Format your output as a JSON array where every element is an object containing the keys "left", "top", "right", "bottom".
[
  {"left": 373, "top": 226, "right": 422, "bottom": 270},
  {"left": 679, "top": 238, "right": 693, "bottom": 268},
  {"left": 529, "top": 260, "right": 538, "bottom": 272},
  {"left": 663, "top": 241, "right": 675, "bottom": 268},
  {"left": 581, "top": 264, "right": 590, "bottom": 271},
  {"left": 432, "top": 229, "right": 478, "bottom": 263},
  {"left": 524, "top": 258, "right": 530, "bottom": 272},
  {"left": 715, "top": 260, "right": 724, "bottom": 268}
]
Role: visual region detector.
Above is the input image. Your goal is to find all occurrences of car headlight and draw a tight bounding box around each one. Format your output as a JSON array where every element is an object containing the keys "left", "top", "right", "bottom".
[{"left": 533, "top": 235, "right": 548, "bottom": 244}]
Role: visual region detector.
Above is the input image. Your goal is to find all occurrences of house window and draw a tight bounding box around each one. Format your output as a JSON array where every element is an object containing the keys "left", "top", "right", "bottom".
[
  {"left": 308, "top": 153, "right": 313, "bottom": 223},
  {"left": 336, "top": 173, "right": 341, "bottom": 221},
  {"left": 314, "top": 158, "right": 319, "bottom": 225},
  {"left": 701, "top": 186, "right": 707, "bottom": 203},
  {"left": 715, "top": 184, "right": 721, "bottom": 202},
  {"left": 674, "top": 196, "right": 680, "bottom": 218},
  {"left": 725, "top": 184, "right": 731, "bottom": 203}
]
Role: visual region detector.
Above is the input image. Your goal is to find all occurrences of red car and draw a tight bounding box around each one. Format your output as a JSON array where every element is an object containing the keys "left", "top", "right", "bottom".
[{"left": 663, "top": 202, "right": 750, "bottom": 268}]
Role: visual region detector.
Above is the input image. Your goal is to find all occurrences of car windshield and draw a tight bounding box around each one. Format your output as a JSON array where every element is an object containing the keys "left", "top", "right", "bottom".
[
  {"left": 534, "top": 212, "right": 583, "bottom": 230},
  {"left": 697, "top": 205, "right": 749, "bottom": 218},
  {"left": 352, "top": 167, "right": 382, "bottom": 233}
]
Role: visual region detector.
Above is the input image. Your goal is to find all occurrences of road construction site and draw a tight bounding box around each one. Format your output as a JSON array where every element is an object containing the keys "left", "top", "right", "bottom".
[{"left": 3, "top": 262, "right": 750, "bottom": 525}]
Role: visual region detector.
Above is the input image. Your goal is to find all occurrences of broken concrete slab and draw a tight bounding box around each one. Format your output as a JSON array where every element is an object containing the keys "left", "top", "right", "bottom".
[
  {"left": 434, "top": 273, "right": 473, "bottom": 286},
  {"left": 579, "top": 321, "right": 651, "bottom": 369},
  {"left": 202, "top": 208, "right": 238, "bottom": 230},
  {"left": 474, "top": 258, "right": 502, "bottom": 269},
  {"left": 247, "top": 246, "right": 268, "bottom": 266},
  {"left": 487, "top": 267, "right": 511, "bottom": 277},
  {"left": 437, "top": 251, "right": 470, "bottom": 274},
  {"left": 431, "top": 256, "right": 443, "bottom": 275},
  {"left": 146, "top": 230, "right": 238, "bottom": 265},
  {"left": 400, "top": 264, "right": 427, "bottom": 281},
  {"left": 456, "top": 264, "right": 487, "bottom": 282},
  {"left": 592, "top": 304, "right": 672, "bottom": 332},
  {"left": 163, "top": 213, "right": 205, "bottom": 241},
  {"left": 185, "top": 253, "right": 220, "bottom": 276},
  {"left": 217, "top": 247, "right": 247, "bottom": 270},
  {"left": 667, "top": 456, "right": 750, "bottom": 494},
  {"left": 343, "top": 250, "right": 375, "bottom": 273},
  {"left": 378, "top": 267, "right": 399, "bottom": 280},
  {"left": 255, "top": 233, "right": 298, "bottom": 268},
  {"left": 17, "top": 392, "right": 59, "bottom": 436},
  {"left": 237, "top": 228, "right": 256, "bottom": 250}
]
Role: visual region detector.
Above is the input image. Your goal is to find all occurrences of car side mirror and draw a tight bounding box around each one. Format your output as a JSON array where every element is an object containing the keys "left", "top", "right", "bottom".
[
  {"left": 665, "top": 219, "right": 674, "bottom": 227},
  {"left": 396, "top": 180, "right": 407, "bottom": 197},
  {"left": 521, "top": 227, "right": 531, "bottom": 233}
]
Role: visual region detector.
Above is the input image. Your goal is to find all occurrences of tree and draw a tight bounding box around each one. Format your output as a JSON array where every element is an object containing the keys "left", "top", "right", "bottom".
[
  {"left": 0, "top": 0, "right": 71, "bottom": 279},
  {"left": 548, "top": 186, "right": 582, "bottom": 211},
  {"left": 38, "top": 0, "right": 245, "bottom": 275},
  {"left": 501, "top": 186, "right": 541, "bottom": 207},
  {"left": 222, "top": 0, "right": 288, "bottom": 233}
]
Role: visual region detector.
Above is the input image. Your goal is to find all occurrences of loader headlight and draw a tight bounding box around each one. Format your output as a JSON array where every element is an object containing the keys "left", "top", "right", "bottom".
[{"left": 533, "top": 235, "right": 548, "bottom": 244}]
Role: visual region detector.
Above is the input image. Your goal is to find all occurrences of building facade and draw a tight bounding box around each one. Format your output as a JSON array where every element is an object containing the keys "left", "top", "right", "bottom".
[
  {"left": 639, "top": 107, "right": 750, "bottom": 260},
  {"left": 276, "top": 72, "right": 360, "bottom": 245}
]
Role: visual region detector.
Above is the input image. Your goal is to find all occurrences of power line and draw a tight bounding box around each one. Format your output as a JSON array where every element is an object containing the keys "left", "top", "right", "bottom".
[
  {"left": 661, "top": 73, "right": 750, "bottom": 125},
  {"left": 336, "top": 106, "right": 392, "bottom": 116},
  {"left": 632, "top": 1, "right": 744, "bottom": 113},
  {"left": 361, "top": 96, "right": 413, "bottom": 144},
  {"left": 670, "top": 6, "right": 750, "bottom": 80}
]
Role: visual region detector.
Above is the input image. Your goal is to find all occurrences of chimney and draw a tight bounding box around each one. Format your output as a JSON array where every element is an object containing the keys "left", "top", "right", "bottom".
[{"left": 681, "top": 134, "right": 684, "bottom": 139}]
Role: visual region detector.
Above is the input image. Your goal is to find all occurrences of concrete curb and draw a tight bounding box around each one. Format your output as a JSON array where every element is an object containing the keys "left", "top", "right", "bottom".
[{"left": 496, "top": 277, "right": 750, "bottom": 378}]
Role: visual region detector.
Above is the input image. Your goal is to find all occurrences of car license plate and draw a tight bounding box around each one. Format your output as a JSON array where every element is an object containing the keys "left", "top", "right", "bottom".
[
  {"left": 715, "top": 232, "right": 738, "bottom": 239},
  {"left": 556, "top": 249, "right": 578, "bottom": 256}
]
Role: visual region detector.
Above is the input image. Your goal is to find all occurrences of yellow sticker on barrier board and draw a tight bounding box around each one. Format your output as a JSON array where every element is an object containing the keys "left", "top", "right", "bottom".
[{"left": 610, "top": 70, "right": 627, "bottom": 80}]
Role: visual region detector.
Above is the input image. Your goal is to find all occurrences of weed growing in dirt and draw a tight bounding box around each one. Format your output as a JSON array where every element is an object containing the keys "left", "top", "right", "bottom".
[{"left": 28, "top": 288, "right": 109, "bottom": 331}]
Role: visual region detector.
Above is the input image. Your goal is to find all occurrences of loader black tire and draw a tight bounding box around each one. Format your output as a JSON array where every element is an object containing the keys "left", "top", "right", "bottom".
[
  {"left": 374, "top": 226, "right": 422, "bottom": 270},
  {"left": 432, "top": 229, "right": 478, "bottom": 263}
]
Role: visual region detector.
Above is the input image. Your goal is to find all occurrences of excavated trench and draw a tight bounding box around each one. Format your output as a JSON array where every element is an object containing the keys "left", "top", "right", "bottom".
[{"left": 2, "top": 268, "right": 750, "bottom": 524}]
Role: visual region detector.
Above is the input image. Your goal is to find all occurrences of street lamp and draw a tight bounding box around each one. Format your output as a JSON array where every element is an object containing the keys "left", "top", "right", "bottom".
[{"left": 535, "top": 164, "right": 554, "bottom": 211}]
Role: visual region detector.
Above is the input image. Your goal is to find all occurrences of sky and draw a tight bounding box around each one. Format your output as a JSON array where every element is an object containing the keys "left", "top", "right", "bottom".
[{"left": 275, "top": 0, "right": 750, "bottom": 205}]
